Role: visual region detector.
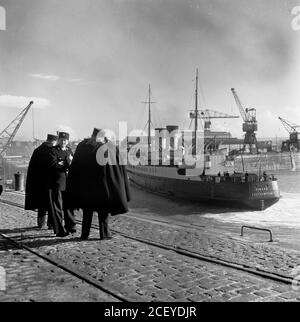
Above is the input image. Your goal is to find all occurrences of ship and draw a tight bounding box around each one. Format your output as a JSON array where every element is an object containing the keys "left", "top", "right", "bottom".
[{"left": 126, "top": 70, "right": 280, "bottom": 211}]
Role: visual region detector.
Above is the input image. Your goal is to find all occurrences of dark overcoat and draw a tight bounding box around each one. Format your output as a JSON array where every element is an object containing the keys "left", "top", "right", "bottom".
[
  {"left": 48, "top": 145, "right": 73, "bottom": 191},
  {"left": 25, "top": 142, "right": 53, "bottom": 210},
  {"left": 66, "top": 139, "right": 131, "bottom": 215}
]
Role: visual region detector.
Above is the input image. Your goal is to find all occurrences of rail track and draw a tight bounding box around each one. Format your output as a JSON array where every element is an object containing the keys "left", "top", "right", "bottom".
[
  {"left": 0, "top": 232, "right": 128, "bottom": 302},
  {"left": 0, "top": 191, "right": 295, "bottom": 290}
]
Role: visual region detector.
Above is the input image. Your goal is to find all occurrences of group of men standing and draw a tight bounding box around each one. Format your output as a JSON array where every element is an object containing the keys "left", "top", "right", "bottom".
[
  {"left": 25, "top": 132, "right": 76, "bottom": 237},
  {"left": 25, "top": 128, "right": 131, "bottom": 240}
]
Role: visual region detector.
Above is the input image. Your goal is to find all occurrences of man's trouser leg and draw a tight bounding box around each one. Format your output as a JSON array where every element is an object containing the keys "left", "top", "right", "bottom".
[
  {"left": 46, "top": 212, "right": 53, "bottom": 229},
  {"left": 37, "top": 209, "right": 47, "bottom": 228},
  {"left": 49, "top": 189, "right": 66, "bottom": 235},
  {"left": 98, "top": 212, "right": 111, "bottom": 239},
  {"left": 81, "top": 209, "right": 93, "bottom": 239},
  {"left": 46, "top": 189, "right": 53, "bottom": 228},
  {"left": 62, "top": 191, "right": 76, "bottom": 232}
]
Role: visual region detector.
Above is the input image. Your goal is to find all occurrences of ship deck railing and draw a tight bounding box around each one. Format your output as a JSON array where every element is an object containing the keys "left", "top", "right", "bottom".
[{"left": 201, "top": 174, "right": 277, "bottom": 184}]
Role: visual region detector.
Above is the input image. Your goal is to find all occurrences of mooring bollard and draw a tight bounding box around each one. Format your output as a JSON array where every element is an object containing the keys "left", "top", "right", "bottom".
[
  {"left": 241, "top": 225, "right": 273, "bottom": 242},
  {"left": 14, "top": 172, "right": 25, "bottom": 191}
]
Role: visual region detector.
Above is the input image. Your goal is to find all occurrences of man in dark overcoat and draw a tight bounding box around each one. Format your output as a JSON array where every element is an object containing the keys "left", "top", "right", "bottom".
[
  {"left": 66, "top": 128, "right": 131, "bottom": 240},
  {"left": 25, "top": 134, "right": 58, "bottom": 229},
  {"left": 48, "top": 132, "right": 76, "bottom": 237}
]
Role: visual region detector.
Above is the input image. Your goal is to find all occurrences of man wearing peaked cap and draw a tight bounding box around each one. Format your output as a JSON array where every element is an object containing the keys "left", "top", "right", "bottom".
[
  {"left": 92, "top": 128, "right": 101, "bottom": 139},
  {"left": 48, "top": 131, "right": 76, "bottom": 237},
  {"left": 66, "top": 127, "right": 131, "bottom": 241},
  {"left": 47, "top": 134, "right": 58, "bottom": 141},
  {"left": 25, "top": 133, "right": 58, "bottom": 229},
  {"left": 58, "top": 132, "right": 70, "bottom": 140},
  {"left": 65, "top": 128, "right": 101, "bottom": 207}
]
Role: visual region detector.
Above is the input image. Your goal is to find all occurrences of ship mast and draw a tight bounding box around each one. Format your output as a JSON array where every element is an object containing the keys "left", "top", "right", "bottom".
[
  {"left": 143, "top": 84, "right": 155, "bottom": 159},
  {"left": 148, "top": 84, "right": 151, "bottom": 156},
  {"left": 195, "top": 69, "right": 199, "bottom": 133},
  {"left": 193, "top": 69, "right": 199, "bottom": 156}
]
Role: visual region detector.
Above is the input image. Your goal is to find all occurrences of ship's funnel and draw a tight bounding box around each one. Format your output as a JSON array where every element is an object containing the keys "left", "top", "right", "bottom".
[
  {"left": 166, "top": 125, "right": 179, "bottom": 166},
  {"left": 166, "top": 125, "right": 179, "bottom": 133}
]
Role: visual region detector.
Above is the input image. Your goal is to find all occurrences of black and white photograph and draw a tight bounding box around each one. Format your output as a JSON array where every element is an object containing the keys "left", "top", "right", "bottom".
[{"left": 0, "top": 0, "right": 300, "bottom": 308}]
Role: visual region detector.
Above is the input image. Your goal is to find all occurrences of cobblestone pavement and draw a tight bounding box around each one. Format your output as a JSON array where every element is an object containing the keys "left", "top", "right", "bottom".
[
  {"left": 1, "top": 191, "right": 300, "bottom": 279},
  {"left": 0, "top": 236, "right": 118, "bottom": 302},
  {"left": 111, "top": 216, "right": 300, "bottom": 279},
  {"left": 1, "top": 195, "right": 300, "bottom": 302}
]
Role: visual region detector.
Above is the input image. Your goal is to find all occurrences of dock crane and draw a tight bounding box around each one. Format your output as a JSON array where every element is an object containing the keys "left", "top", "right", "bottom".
[
  {"left": 0, "top": 101, "right": 33, "bottom": 188},
  {"left": 278, "top": 117, "right": 300, "bottom": 152},
  {"left": 189, "top": 109, "right": 239, "bottom": 131},
  {"left": 231, "top": 88, "right": 258, "bottom": 153},
  {"left": 0, "top": 101, "right": 34, "bottom": 157},
  {"left": 189, "top": 109, "right": 239, "bottom": 150}
]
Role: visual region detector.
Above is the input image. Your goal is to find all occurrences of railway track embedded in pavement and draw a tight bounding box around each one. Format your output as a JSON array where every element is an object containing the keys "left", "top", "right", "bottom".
[{"left": 0, "top": 193, "right": 295, "bottom": 289}]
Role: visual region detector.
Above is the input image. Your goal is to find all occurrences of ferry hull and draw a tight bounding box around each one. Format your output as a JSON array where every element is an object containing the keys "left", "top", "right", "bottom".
[{"left": 127, "top": 166, "right": 280, "bottom": 211}]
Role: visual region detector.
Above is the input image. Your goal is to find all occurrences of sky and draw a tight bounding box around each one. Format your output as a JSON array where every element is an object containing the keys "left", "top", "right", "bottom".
[{"left": 0, "top": 0, "right": 300, "bottom": 141}]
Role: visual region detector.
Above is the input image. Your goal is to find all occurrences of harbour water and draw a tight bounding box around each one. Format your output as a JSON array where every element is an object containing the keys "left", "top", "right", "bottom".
[
  {"left": 129, "top": 169, "right": 300, "bottom": 231},
  {"left": 275, "top": 169, "right": 300, "bottom": 194},
  {"left": 2, "top": 161, "right": 299, "bottom": 230},
  {"left": 203, "top": 169, "right": 300, "bottom": 229}
]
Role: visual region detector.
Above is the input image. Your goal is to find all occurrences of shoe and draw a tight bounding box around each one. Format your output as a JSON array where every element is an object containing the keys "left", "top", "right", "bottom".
[
  {"left": 80, "top": 236, "right": 89, "bottom": 240},
  {"left": 56, "top": 232, "right": 69, "bottom": 237},
  {"left": 66, "top": 227, "right": 77, "bottom": 234},
  {"left": 47, "top": 225, "right": 53, "bottom": 230}
]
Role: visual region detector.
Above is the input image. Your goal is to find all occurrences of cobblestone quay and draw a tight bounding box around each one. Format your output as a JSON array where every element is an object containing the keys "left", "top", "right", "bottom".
[{"left": 1, "top": 192, "right": 300, "bottom": 302}]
